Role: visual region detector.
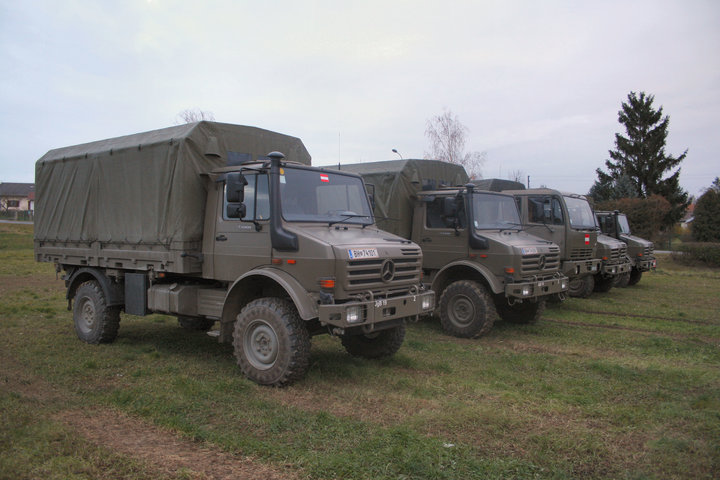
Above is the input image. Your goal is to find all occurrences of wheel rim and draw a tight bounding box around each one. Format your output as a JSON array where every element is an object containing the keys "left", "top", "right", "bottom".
[
  {"left": 568, "top": 277, "right": 583, "bottom": 295},
  {"left": 447, "top": 294, "right": 476, "bottom": 328},
  {"left": 78, "top": 296, "right": 95, "bottom": 334},
  {"left": 244, "top": 320, "right": 279, "bottom": 370}
]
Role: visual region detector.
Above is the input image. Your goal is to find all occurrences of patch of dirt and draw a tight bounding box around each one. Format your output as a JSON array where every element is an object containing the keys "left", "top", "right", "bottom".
[{"left": 0, "top": 353, "right": 301, "bottom": 480}]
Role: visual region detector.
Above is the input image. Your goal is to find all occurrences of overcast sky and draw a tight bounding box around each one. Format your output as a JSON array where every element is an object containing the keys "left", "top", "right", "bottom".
[{"left": 1, "top": 0, "right": 718, "bottom": 198}]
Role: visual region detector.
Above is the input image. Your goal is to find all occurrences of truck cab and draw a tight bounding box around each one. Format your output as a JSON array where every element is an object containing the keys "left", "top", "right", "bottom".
[
  {"left": 595, "top": 210, "right": 656, "bottom": 286},
  {"left": 505, "top": 189, "right": 601, "bottom": 298}
]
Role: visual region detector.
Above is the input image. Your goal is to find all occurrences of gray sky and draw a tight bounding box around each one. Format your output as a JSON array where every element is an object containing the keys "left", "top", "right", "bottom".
[{"left": 1, "top": 0, "right": 718, "bottom": 198}]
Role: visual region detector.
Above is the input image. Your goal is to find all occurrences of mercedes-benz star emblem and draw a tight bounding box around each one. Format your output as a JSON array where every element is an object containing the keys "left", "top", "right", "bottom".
[
  {"left": 538, "top": 255, "right": 546, "bottom": 270},
  {"left": 381, "top": 259, "right": 395, "bottom": 282}
]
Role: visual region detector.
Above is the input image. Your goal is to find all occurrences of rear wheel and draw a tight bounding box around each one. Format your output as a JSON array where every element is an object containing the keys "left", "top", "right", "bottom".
[
  {"left": 439, "top": 280, "right": 497, "bottom": 338},
  {"left": 628, "top": 267, "right": 643, "bottom": 286},
  {"left": 341, "top": 325, "right": 405, "bottom": 359},
  {"left": 568, "top": 274, "right": 594, "bottom": 298},
  {"left": 496, "top": 298, "right": 546, "bottom": 324},
  {"left": 233, "top": 297, "right": 311, "bottom": 387},
  {"left": 593, "top": 274, "right": 614, "bottom": 293},
  {"left": 73, "top": 280, "right": 120, "bottom": 344}
]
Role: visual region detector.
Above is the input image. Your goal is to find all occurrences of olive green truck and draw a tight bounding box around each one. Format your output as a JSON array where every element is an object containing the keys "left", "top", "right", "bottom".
[
  {"left": 34, "top": 122, "right": 434, "bottom": 386},
  {"left": 335, "top": 160, "right": 568, "bottom": 338},
  {"left": 595, "top": 210, "right": 656, "bottom": 286}
]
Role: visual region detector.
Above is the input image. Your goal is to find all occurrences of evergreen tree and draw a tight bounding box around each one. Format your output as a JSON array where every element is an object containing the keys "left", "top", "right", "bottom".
[
  {"left": 692, "top": 177, "right": 720, "bottom": 242},
  {"left": 596, "top": 91, "right": 689, "bottom": 228}
]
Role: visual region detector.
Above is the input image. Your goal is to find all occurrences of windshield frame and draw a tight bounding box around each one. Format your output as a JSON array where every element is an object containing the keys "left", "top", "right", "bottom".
[
  {"left": 470, "top": 191, "right": 523, "bottom": 230},
  {"left": 279, "top": 165, "right": 374, "bottom": 226}
]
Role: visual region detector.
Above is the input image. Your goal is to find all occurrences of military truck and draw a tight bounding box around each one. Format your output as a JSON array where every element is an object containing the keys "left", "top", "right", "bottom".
[
  {"left": 335, "top": 160, "right": 567, "bottom": 338},
  {"left": 592, "top": 231, "right": 632, "bottom": 293},
  {"left": 501, "top": 188, "right": 602, "bottom": 298},
  {"left": 596, "top": 210, "right": 656, "bottom": 286},
  {"left": 34, "top": 122, "right": 434, "bottom": 386}
]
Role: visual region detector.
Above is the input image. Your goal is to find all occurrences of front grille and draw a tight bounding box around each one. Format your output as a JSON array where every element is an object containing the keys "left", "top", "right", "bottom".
[
  {"left": 609, "top": 245, "right": 627, "bottom": 261},
  {"left": 346, "top": 254, "right": 422, "bottom": 291},
  {"left": 570, "top": 248, "right": 593, "bottom": 261},
  {"left": 644, "top": 246, "right": 654, "bottom": 256},
  {"left": 521, "top": 249, "right": 560, "bottom": 274}
]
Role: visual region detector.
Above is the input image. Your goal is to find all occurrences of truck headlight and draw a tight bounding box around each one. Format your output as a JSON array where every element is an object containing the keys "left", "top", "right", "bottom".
[
  {"left": 561, "top": 279, "right": 568, "bottom": 290},
  {"left": 522, "top": 285, "right": 532, "bottom": 296},
  {"left": 346, "top": 305, "right": 363, "bottom": 324},
  {"left": 422, "top": 295, "right": 433, "bottom": 310}
]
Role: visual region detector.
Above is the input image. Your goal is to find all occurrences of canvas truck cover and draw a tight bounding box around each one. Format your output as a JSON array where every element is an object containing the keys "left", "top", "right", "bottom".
[
  {"left": 35, "top": 121, "right": 310, "bottom": 248},
  {"left": 336, "top": 159, "right": 469, "bottom": 238}
]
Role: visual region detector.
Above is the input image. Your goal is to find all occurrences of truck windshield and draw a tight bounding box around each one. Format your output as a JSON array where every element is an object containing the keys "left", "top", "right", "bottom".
[
  {"left": 617, "top": 214, "right": 631, "bottom": 234},
  {"left": 564, "top": 196, "right": 596, "bottom": 229},
  {"left": 471, "top": 192, "right": 522, "bottom": 229},
  {"left": 280, "top": 167, "right": 373, "bottom": 225}
]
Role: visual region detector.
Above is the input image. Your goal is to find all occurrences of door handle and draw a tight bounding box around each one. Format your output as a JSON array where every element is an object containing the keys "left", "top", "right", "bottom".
[
  {"left": 421, "top": 237, "right": 432, "bottom": 242},
  {"left": 216, "top": 234, "right": 227, "bottom": 242}
]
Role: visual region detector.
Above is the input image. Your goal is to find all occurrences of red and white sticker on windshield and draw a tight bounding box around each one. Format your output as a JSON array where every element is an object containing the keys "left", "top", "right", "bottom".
[
  {"left": 585, "top": 234, "right": 590, "bottom": 245},
  {"left": 320, "top": 174, "right": 329, "bottom": 182}
]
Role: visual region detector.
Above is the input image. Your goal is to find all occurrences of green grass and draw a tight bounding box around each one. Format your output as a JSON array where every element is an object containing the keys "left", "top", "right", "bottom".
[{"left": 1, "top": 223, "right": 719, "bottom": 479}]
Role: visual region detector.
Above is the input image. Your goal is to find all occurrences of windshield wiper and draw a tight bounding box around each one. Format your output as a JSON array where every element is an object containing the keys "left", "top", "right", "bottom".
[{"left": 327, "top": 212, "right": 372, "bottom": 228}]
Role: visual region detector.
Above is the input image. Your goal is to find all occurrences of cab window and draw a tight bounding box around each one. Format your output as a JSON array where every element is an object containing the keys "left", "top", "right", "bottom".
[{"left": 223, "top": 173, "right": 270, "bottom": 221}]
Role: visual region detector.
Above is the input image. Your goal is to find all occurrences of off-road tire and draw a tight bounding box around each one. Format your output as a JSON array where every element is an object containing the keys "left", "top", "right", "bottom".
[
  {"left": 593, "top": 274, "right": 614, "bottom": 293},
  {"left": 73, "top": 281, "right": 121, "bottom": 344},
  {"left": 341, "top": 325, "right": 406, "bottom": 359},
  {"left": 628, "top": 267, "right": 643, "bottom": 286},
  {"left": 178, "top": 316, "right": 216, "bottom": 332},
  {"left": 496, "top": 298, "right": 546, "bottom": 324},
  {"left": 233, "top": 297, "right": 310, "bottom": 387},
  {"left": 438, "top": 280, "right": 497, "bottom": 338},
  {"left": 613, "top": 272, "right": 631, "bottom": 288},
  {"left": 568, "top": 274, "right": 594, "bottom": 298}
]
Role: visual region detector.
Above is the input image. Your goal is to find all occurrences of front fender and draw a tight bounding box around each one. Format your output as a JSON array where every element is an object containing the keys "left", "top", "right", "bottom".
[
  {"left": 222, "top": 267, "right": 319, "bottom": 324},
  {"left": 431, "top": 259, "right": 504, "bottom": 296}
]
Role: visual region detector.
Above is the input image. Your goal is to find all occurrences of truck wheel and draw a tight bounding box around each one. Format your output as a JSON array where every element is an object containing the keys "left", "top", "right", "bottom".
[
  {"left": 73, "top": 281, "right": 121, "bottom": 344},
  {"left": 341, "top": 325, "right": 405, "bottom": 359},
  {"left": 178, "top": 316, "right": 216, "bottom": 332},
  {"left": 496, "top": 298, "right": 546, "bottom": 324},
  {"left": 593, "top": 274, "right": 614, "bottom": 293},
  {"left": 628, "top": 268, "right": 643, "bottom": 286},
  {"left": 233, "top": 298, "right": 311, "bottom": 387},
  {"left": 568, "top": 274, "right": 594, "bottom": 298},
  {"left": 438, "top": 280, "right": 497, "bottom": 338},
  {"left": 613, "top": 272, "right": 631, "bottom": 288}
]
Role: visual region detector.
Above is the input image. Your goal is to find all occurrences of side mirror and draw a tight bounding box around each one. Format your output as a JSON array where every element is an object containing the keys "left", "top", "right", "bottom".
[
  {"left": 226, "top": 172, "right": 248, "bottom": 203},
  {"left": 226, "top": 202, "right": 246, "bottom": 219}
]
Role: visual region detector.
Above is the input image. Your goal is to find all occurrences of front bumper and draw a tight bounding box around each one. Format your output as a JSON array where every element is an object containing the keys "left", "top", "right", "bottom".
[
  {"left": 600, "top": 260, "right": 632, "bottom": 277},
  {"left": 505, "top": 273, "right": 568, "bottom": 299},
  {"left": 562, "top": 259, "right": 601, "bottom": 277},
  {"left": 318, "top": 289, "right": 435, "bottom": 329},
  {"left": 636, "top": 257, "right": 656, "bottom": 271}
]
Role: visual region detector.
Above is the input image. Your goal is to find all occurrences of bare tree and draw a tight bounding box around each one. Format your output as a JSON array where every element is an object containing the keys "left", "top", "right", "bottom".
[
  {"left": 424, "top": 109, "right": 486, "bottom": 178},
  {"left": 176, "top": 108, "right": 216, "bottom": 124},
  {"left": 507, "top": 169, "right": 525, "bottom": 184}
]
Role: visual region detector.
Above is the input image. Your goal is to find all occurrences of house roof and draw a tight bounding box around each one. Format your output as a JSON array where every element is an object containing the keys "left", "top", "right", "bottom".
[{"left": 0, "top": 183, "right": 34, "bottom": 197}]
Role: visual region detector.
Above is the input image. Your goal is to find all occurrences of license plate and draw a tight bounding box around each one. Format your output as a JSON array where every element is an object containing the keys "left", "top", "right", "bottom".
[{"left": 348, "top": 248, "right": 378, "bottom": 259}]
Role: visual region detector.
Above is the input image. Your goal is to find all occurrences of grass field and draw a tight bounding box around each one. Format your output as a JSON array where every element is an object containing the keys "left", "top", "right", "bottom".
[{"left": 1, "top": 222, "right": 718, "bottom": 479}]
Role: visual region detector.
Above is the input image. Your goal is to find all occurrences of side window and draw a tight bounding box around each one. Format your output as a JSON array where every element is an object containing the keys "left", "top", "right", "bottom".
[
  {"left": 223, "top": 173, "right": 270, "bottom": 221},
  {"left": 425, "top": 197, "right": 465, "bottom": 229},
  {"left": 528, "top": 197, "right": 545, "bottom": 223}
]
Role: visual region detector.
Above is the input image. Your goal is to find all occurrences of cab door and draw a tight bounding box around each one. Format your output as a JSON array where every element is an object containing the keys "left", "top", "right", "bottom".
[
  {"left": 417, "top": 195, "right": 469, "bottom": 271},
  {"left": 213, "top": 173, "right": 272, "bottom": 282}
]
